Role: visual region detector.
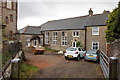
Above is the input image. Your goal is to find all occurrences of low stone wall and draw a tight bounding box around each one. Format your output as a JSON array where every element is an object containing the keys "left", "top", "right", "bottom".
[
  {"left": 109, "top": 40, "right": 120, "bottom": 79},
  {"left": 2, "top": 51, "right": 23, "bottom": 79}
]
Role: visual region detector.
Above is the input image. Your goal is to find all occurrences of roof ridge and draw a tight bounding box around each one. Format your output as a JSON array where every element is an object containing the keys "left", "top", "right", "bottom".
[
  {"left": 48, "top": 15, "right": 89, "bottom": 22},
  {"left": 28, "top": 26, "right": 40, "bottom": 28},
  {"left": 47, "top": 12, "right": 110, "bottom": 23}
]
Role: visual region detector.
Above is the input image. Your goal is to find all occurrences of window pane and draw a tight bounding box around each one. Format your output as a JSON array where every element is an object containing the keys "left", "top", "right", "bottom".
[
  {"left": 93, "top": 42, "right": 98, "bottom": 49},
  {"left": 76, "top": 32, "right": 78, "bottom": 36},
  {"left": 7, "top": 0, "right": 12, "bottom": 9},
  {"left": 5, "top": 17, "right": 9, "bottom": 24},
  {"left": 73, "top": 32, "right": 75, "bottom": 36},
  {"left": 92, "top": 27, "right": 99, "bottom": 35},
  {"left": 62, "top": 32, "right": 64, "bottom": 36}
]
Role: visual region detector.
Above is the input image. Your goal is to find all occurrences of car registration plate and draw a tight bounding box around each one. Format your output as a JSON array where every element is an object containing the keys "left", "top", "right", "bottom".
[
  {"left": 68, "top": 55, "right": 72, "bottom": 57},
  {"left": 88, "top": 55, "right": 94, "bottom": 57}
]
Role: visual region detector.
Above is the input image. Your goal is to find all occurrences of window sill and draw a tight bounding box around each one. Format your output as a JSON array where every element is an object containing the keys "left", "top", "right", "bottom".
[
  {"left": 61, "top": 45, "right": 67, "bottom": 46},
  {"left": 73, "top": 36, "right": 79, "bottom": 37},
  {"left": 92, "top": 34, "right": 99, "bottom": 36}
]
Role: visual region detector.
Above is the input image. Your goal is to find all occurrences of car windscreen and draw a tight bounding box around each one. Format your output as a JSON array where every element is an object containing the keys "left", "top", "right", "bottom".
[
  {"left": 67, "top": 48, "right": 76, "bottom": 51},
  {"left": 87, "top": 49, "right": 97, "bottom": 54}
]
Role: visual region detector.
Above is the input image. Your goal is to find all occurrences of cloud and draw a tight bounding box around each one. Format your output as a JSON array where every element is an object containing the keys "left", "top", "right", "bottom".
[{"left": 18, "top": 0, "right": 119, "bottom": 29}]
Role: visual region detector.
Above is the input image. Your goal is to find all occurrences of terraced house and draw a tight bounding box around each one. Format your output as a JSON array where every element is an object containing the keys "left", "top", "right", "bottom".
[{"left": 19, "top": 9, "right": 110, "bottom": 54}]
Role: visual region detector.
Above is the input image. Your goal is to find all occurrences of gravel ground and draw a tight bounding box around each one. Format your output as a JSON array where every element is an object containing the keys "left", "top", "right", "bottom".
[{"left": 24, "top": 50, "right": 104, "bottom": 78}]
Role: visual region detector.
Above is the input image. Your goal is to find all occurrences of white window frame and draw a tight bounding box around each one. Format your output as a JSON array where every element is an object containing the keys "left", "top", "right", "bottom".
[
  {"left": 72, "top": 31, "right": 79, "bottom": 37},
  {"left": 26, "top": 37, "right": 30, "bottom": 47},
  {"left": 61, "top": 32, "right": 67, "bottom": 46},
  {"left": 92, "top": 27, "right": 99, "bottom": 35},
  {"left": 7, "top": 0, "right": 12, "bottom": 9},
  {"left": 33, "top": 39, "right": 37, "bottom": 47},
  {"left": 72, "top": 41, "right": 76, "bottom": 47},
  {"left": 92, "top": 41, "right": 99, "bottom": 50},
  {"left": 52, "top": 32, "right": 57, "bottom": 45},
  {"left": 45, "top": 32, "right": 49, "bottom": 44}
]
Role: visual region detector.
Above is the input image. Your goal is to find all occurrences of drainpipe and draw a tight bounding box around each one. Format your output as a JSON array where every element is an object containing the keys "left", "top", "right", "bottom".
[{"left": 85, "top": 27, "right": 87, "bottom": 50}]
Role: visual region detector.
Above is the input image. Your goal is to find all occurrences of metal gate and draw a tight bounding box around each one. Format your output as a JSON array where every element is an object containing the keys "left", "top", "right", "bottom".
[{"left": 100, "top": 51, "right": 110, "bottom": 78}]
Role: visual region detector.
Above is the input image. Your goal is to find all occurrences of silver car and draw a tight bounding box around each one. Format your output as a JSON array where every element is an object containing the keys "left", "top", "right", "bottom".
[{"left": 85, "top": 49, "right": 100, "bottom": 62}]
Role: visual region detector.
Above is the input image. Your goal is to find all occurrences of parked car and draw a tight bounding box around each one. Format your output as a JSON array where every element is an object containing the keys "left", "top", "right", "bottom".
[
  {"left": 64, "top": 47, "right": 86, "bottom": 61},
  {"left": 85, "top": 49, "right": 100, "bottom": 62}
]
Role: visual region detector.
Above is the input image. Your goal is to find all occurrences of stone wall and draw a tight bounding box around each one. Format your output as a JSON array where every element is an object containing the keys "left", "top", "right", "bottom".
[
  {"left": 109, "top": 40, "right": 120, "bottom": 79},
  {"left": 20, "top": 34, "right": 43, "bottom": 52},
  {"left": 86, "top": 26, "right": 107, "bottom": 54},
  {"left": 2, "top": 51, "right": 23, "bottom": 79},
  {"left": 2, "top": 3, "right": 17, "bottom": 34},
  {"left": 45, "top": 30, "right": 85, "bottom": 51}
]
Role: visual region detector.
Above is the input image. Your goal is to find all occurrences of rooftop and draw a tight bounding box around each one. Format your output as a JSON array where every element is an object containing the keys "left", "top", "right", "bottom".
[
  {"left": 40, "top": 12, "right": 110, "bottom": 31},
  {"left": 19, "top": 26, "right": 42, "bottom": 35}
]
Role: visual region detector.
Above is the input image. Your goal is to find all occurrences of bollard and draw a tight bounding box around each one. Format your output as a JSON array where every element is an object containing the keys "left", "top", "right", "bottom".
[
  {"left": 10, "top": 58, "right": 20, "bottom": 79},
  {"left": 109, "top": 57, "right": 118, "bottom": 79}
]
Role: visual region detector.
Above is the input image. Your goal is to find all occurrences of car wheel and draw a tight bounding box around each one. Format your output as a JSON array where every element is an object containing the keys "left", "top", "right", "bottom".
[
  {"left": 76, "top": 55, "right": 80, "bottom": 61},
  {"left": 65, "top": 56, "right": 68, "bottom": 60},
  {"left": 97, "top": 60, "right": 100, "bottom": 63}
]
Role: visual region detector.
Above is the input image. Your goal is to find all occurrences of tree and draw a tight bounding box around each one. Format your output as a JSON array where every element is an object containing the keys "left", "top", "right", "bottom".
[{"left": 105, "top": 1, "right": 120, "bottom": 42}]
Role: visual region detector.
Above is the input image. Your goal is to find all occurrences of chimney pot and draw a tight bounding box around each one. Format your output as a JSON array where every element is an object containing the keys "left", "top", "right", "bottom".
[{"left": 89, "top": 8, "right": 93, "bottom": 16}]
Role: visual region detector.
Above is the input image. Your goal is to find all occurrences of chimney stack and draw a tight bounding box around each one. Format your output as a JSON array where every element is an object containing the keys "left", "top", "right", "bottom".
[
  {"left": 89, "top": 8, "right": 93, "bottom": 16},
  {"left": 103, "top": 10, "right": 110, "bottom": 13}
]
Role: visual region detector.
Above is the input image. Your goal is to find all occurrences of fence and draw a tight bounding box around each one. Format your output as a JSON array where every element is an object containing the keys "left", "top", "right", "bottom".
[
  {"left": 100, "top": 51, "right": 119, "bottom": 79},
  {"left": 2, "top": 41, "right": 21, "bottom": 72},
  {"left": 100, "top": 51, "right": 110, "bottom": 78}
]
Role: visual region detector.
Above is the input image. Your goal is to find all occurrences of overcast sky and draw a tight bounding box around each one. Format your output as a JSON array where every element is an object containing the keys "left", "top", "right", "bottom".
[{"left": 18, "top": 0, "right": 120, "bottom": 30}]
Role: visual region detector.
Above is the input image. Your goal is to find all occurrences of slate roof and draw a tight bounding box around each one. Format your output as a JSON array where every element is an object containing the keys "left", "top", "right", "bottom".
[
  {"left": 19, "top": 26, "right": 42, "bottom": 35},
  {"left": 41, "top": 12, "right": 110, "bottom": 31}
]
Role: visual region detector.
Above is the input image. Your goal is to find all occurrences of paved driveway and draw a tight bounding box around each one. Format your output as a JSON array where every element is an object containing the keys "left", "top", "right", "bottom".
[{"left": 25, "top": 51, "right": 104, "bottom": 78}]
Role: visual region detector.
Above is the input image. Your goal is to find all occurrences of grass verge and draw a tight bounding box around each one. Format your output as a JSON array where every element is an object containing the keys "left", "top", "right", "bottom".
[
  {"left": 20, "top": 61, "right": 39, "bottom": 78},
  {"left": 45, "top": 47, "right": 60, "bottom": 52}
]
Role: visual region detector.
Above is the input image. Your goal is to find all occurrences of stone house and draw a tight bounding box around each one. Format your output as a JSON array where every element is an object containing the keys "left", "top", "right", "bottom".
[
  {"left": 41, "top": 18, "right": 86, "bottom": 51},
  {"left": 85, "top": 10, "right": 110, "bottom": 53},
  {"left": 40, "top": 9, "right": 110, "bottom": 53},
  {"left": 19, "top": 26, "right": 44, "bottom": 52},
  {"left": 19, "top": 9, "right": 110, "bottom": 54},
  {"left": 2, "top": 0, "right": 18, "bottom": 41}
]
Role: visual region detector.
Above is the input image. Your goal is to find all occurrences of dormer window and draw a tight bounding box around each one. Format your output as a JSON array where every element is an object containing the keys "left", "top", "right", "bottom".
[{"left": 92, "top": 27, "right": 99, "bottom": 35}]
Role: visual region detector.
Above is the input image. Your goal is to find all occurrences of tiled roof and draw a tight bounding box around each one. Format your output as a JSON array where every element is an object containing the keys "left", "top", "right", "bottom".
[
  {"left": 41, "top": 12, "right": 110, "bottom": 31},
  {"left": 19, "top": 26, "right": 42, "bottom": 35},
  {"left": 85, "top": 13, "right": 110, "bottom": 26}
]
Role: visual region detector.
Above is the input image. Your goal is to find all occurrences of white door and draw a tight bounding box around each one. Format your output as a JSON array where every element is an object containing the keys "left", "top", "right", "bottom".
[
  {"left": 33, "top": 40, "right": 37, "bottom": 47},
  {"left": 72, "top": 41, "right": 76, "bottom": 47}
]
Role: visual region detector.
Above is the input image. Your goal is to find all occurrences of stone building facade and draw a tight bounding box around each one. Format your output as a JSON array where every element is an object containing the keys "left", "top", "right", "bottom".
[
  {"left": 85, "top": 26, "right": 107, "bottom": 53},
  {"left": 2, "top": 0, "right": 17, "bottom": 34},
  {"left": 43, "top": 30, "right": 85, "bottom": 51},
  {"left": 19, "top": 26, "right": 44, "bottom": 52},
  {"left": 20, "top": 9, "right": 110, "bottom": 54}
]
